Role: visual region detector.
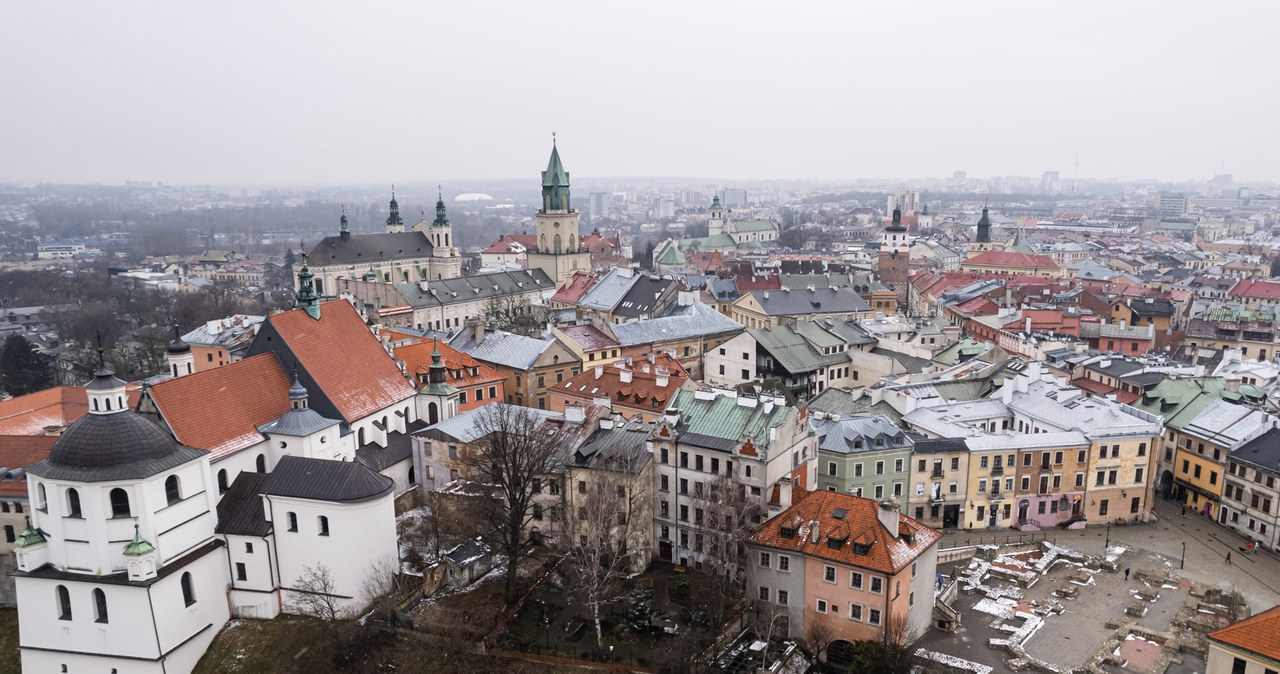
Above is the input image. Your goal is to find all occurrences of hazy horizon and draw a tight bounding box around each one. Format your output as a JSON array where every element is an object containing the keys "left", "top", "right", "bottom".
[{"left": 4, "top": 1, "right": 1278, "bottom": 185}]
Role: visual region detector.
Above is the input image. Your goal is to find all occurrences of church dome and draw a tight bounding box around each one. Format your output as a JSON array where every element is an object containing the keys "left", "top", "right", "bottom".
[
  {"left": 49, "top": 411, "right": 180, "bottom": 470},
  {"left": 166, "top": 325, "right": 191, "bottom": 354}
]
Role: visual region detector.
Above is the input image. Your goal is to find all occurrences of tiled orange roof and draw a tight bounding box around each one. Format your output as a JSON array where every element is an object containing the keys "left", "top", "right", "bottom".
[
  {"left": 265, "top": 301, "right": 416, "bottom": 422},
  {"left": 751, "top": 491, "right": 941, "bottom": 575},
  {"left": 0, "top": 435, "right": 56, "bottom": 495},
  {"left": 1209, "top": 604, "right": 1280, "bottom": 664},
  {"left": 395, "top": 339, "right": 504, "bottom": 389},
  {"left": 553, "top": 363, "right": 687, "bottom": 413},
  {"left": 148, "top": 353, "right": 292, "bottom": 458},
  {"left": 552, "top": 270, "right": 597, "bottom": 305},
  {"left": 0, "top": 386, "right": 141, "bottom": 436},
  {"left": 965, "top": 250, "right": 1062, "bottom": 269}
]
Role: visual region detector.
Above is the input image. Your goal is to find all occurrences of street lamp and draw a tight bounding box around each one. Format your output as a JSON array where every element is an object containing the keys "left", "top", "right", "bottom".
[
  {"left": 1105, "top": 523, "right": 1111, "bottom": 549},
  {"left": 609, "top": 645, "right": 614, "bottom": 663},
  {"left": 1180, "top": 541, "right": 1186, "bottom": 569}
]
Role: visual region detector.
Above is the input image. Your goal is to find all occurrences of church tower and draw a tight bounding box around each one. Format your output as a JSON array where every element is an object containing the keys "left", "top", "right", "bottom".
[
  {"left": 526, "top": 138, "right": 591, "bottom": 286},
  {"left": 976, "top": 205, "right": 992, "bottom": 245},
  {"left": 708, "top": 194, "right": 728, "bottom": 237},
  {"left": 165, "top": 325, "right": 194, "bottom": 378},
  {"left": 295, "top": 255, "right": 321, "bottom": 320},
  {"left": 877, "top": 207, "right": 911, "bottom": 308},
  {"left": 425, "top": 190, "right": 462, "bottom": 280},
  {"left": 385, "top": 189, "right": 405, "bottom": 233}
]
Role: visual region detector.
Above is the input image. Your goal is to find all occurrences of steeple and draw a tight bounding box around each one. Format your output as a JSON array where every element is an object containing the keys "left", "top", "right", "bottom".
[
  {"left": 123, "top": 523, "right": 156, "bottom": 557},
  {"left": 386, "top": 188, "right": 405, "bottom": 233},
  {"left": 294, "top": 254, "right": 321, "bottom": 320},
  {"left": 432, "top": 190, "right": 450, "bottom": 228},
  {"left": 288, "top": 369, "right": 309, "bottom": 410},
  {"left": 428, "top": 340, "right": 447, "bottom": 385},
  {"left": 976, "top": 205, "right": 992, "bottom": 244},
  {"left": 886, "top": 206, "right": 906, "bottom": 232},
  {"left": 86, "top": 350, "right": 129, "bottom": 416},
  {"left": 711, "top": 194, "right": 722, "bottom": 210},
  {"left": 13, "top": 516, "right": 45, "bottom": 549},
  {"left": 166, "top": 324, "right": 194, "bottom": 378},
  {"left": 540, "top": 137, "right": 571, "bottom": 212},
  {"left": 339, "top": 207, "right": 350, "bottom": 241}
]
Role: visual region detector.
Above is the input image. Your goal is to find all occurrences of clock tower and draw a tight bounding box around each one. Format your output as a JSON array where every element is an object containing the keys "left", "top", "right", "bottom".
[{"left": 527, "top": 139, "right": 591, "bottom": 286}]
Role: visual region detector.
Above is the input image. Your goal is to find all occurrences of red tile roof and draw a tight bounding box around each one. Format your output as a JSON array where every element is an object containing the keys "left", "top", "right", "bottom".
[
  {"left": 552, "top": 362, "right": 687, "bottom": 414},
  {"left": 1231, "top": 278, "right": 1280, "bottom": 301},
  {"left": 736, "top": 274, "right": 782, "bottom": 293},
  {"left": 148, "top": 353, "right": 292, "bottom": 458},
  {"left": 0, "top": 435, "right": 56, "bottom": 495},
  {"left": 953, "top": 295, "right": 999, "bottom": 315},
  {"left": 266, "top": 301, "right": 416, "bottom": 422},
  {"left": 752, "top": 491, "right": 941, "bottom": 575},
  {"left": 552, "top": 270, "right": 597, "bottom": 305},
  {"left": 1208, "top": 604, "right": 1280, "bottom": 664},
  {"left": 964, "top": 250, "right": 1062, "bottom": 270},
  {"left": 481, "top": 234, "right": 537, "bottom": 254},
  {"left": 395, "top": 339, "right": 504, "bottom": 389},
  {"left": 0, "top": 386, "right": 141, "bottom": 436}
]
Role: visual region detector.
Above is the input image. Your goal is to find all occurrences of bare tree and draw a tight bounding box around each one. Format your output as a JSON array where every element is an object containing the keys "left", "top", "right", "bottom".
[
  {"left": 483, "top": 293, "right": 547, "bottom": 336},
  {"left": 559, "top": 435, "right": 651, "bottom": 647},
  {"left": 360, "top": 554, "right": 410, "bottom": 620},
  {"left": 288, "top": 563, "right": 347, "bottom": 622},
  {"left": 804, "top": 619, "right": 835, "bottom": 663},
  {"left": 461, "top": 404, "right": 567, "bottom": 606},
  {"left": 692, "top": 472, "right": 766, "bottom": 578},
  {"left": 750, "top": 600, "right": 793, "bottom": 668}
]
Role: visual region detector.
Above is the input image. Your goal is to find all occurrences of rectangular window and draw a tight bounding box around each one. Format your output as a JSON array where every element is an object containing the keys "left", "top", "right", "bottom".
[
  {"left": 1099, "top": 499, "right": 1110, "bottom": 516},
  {"left": 824, "top": 565, "right": 836, "bottom": 583},
  {"left": 827, "top": 461, "right": 837, "bottom": 476},
  {"left": 851, "top": 571, "right": 863, "bottom": 589},
  {"left": 236, "top": 562, "right": 247, "bottom": 581},
  {"left": 287, "top": 512, "right": 298, "bottom": 532},
  {"left": 870, "top": 577, "right": 883, "bottom": 594},
  {"left": 778, "top": 555, "right": 790, "bottom": 572},
  {"left": 855, "top": 463, "right": 863, "bottom": 477},
  {"left": 816, "top": 599, "right": 828, "bottom": 614},
  {"left": 1135, "top": 467, "right": 1145, "bottom": 484},
  {"left": 777, "top": 590, "right": 788, "bottom": 606},
  {"left": 759, "top": 586, "right": 769, "bottom": 602},
  {"left": 850, "top": 604, "right": 862, "bottom": 621},
  {"left": 759, "top": 552, "right": 771, "bottom": 568},
  {"left": 869, "top": 608, "right": 882, "bottom": 626}
]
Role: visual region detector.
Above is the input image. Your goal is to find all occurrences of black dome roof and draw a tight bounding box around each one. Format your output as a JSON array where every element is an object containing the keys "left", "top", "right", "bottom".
[
  {"left": 28, "top": 411, "right": 205, "bottom": 482},
  {"left": 166, "top": 338, "right": 191, "bottom": 354},
  {"left": 51, "top": 412, "right": 178, "bottom": 468}
]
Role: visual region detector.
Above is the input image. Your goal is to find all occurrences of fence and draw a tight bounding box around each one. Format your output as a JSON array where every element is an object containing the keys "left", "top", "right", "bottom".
[{"left": 937, "top": 531, "right": 1054, "bottom": 551}]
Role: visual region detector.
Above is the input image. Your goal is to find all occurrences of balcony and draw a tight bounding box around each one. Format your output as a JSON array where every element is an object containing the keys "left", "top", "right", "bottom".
[
  {"left": 931, "top": 468, "right": 945, "bottom": 479},
  {"left": 929, "top": 494, "right": 945, "bottom": 505},
  {"left": 989, "top": 490, "right": 1005, "bottom": 502},
  {"left": 991, "top": 465, "right": 1004, "bottom": 476}
]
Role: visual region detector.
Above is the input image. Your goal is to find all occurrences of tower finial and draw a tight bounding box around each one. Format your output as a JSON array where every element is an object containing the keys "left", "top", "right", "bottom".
[{"left": 552, "top": 131, "right": 556, "bottom": 145}]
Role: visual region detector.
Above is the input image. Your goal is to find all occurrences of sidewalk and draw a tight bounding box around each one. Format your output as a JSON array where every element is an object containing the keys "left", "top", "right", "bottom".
[{"left": 937, "top": 500, "right": 1280, "bottom": 610}]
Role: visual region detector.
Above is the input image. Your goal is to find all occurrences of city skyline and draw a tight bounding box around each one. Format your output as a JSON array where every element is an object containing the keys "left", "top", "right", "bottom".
[{"left": 2, "top": 1, "right": 1278, "bottom": 184}]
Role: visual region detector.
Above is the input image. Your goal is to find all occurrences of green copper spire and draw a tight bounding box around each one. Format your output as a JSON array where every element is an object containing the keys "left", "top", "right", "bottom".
[
  {"left": 540, "top": 136, "right": 571, "bottom": 212},
  {"left": 123, "top": 523, "right": 156, "bottom": 556},
  {"left": 432, "top": 190, "right": 450, "bottom": 228},
  {"left": 711, "top": 194, "right": 722, "bottom": 210},
  {"left": 421, "top": 338, "right": 458, "bottom": 397},
  {"left": 13, "top": 516, "right": 45, "bottom": 548},
  {"left": 294, "top": 254, "right": 321, "bottom": 320},
  {"left": 339, "top": 207, "right": 350, "bottom": 241},
  {"left": 386, "top": 188, "right": 404, "bottom": 229}
]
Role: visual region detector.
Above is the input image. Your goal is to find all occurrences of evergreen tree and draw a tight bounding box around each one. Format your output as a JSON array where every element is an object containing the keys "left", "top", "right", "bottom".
[
  {"left": 1270, "top": 255, "right": 1280, "bottom": 278},
  {"left": 0, "top": 334, "right": 54, "bottom": 396}
]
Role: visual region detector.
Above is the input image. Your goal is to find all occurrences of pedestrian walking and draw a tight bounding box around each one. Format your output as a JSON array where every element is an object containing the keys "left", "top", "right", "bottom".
[
  {"left": 1226, "top": 551, "right": 1232, "bottom": 565},
  {"left": 1124, "top": 568, "right": 1130, "bottom": 581},
  {"left": 1180, "top": 507, "right": 1186, "bottom": 518}
]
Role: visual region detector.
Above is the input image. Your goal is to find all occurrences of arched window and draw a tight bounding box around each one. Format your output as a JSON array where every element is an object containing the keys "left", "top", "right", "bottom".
[
  {"left": 568, "top": 234, "right": 576, "bottom": 252},
  {"left": 56, "top": 585, "right": 72, "bottom": 620},
  {"left": 37, "top": 483, "right": 47, "bottom": 511},
  {"left": 92, "top": 398, "right": 99, "bottom": 411},
  {"left": 164, "top": 475, "right": 181, "bottom": 505},
  {"left": 428, "top": 402, "right": 439, "bottom": 425},
  {"left": 553, "top": 233, "right": 562, "bottom": 254},
  {"left": 358, "top": 428, "right": 366, "bottom": 446},
  {"left": 408, "top": 466, "right": 416, "bottom": 485},
  {"left": 180, "top": 572, "right": 196, "bottom": 606},
  {"left": 318, "top": 515, "right": 330, "bottom": 536},
  {"left": 217, "top": 469, "right": 228, "bottom": 493},
  {"left": 66, "top": 488, "right": 82, "bottom": 518},
  {"left": 256, "top": 454, "right": 266, "bottom": 473},
  {"left": 93, "top": 588, "right": 108, "bottom": 623},
  {"left": 109, "top": 488, "right": 131, "bottom": 518},
  {"left": 286, "top": 512, "right": 298, "bottom": 532}
]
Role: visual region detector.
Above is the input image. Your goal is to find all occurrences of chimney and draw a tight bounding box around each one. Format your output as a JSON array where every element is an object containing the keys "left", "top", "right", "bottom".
[
  {"left": 599, "top": 416, "right": 615, "bottom": 430},
  {"left": 594, "top": 365, "right": 604, "bottom": 379},
  {"left": 1226, "top": 375, "right": 1241, "bottom": 393},
  {"left": 563, "top": 404, "right": 586, "bottom": 424},
  {"left": 777, "top": 478, "right": 793, "bottom": 510},
  {"left": 620, "top": 368, "right": 633, "bottom": 383},
  {"left": 1120, "top": 319, "right": 1127, "bottom": 330},
  {"left": 471, "top": 319, "right": 485, "bottom": 344},
  {"left": 809, "top": 519, "right": 820, "bottom": 544},
  {"left": 877, "top": 499, "right": 901, "bottom": 538},
  {"left": 663, "top": 407, "right": 681, "bottom": 427},
  {"left": 1025, "top": 317, "right": 1032, "bottom": 334}
]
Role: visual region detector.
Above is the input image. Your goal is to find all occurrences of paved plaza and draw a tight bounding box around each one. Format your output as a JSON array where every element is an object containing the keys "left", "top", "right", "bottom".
[{"left": 917, "top": 500, "right": 1276, "bottom": 673}]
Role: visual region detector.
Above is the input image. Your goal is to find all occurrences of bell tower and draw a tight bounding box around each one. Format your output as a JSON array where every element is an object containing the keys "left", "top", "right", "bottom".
[
  {"left": 527, "top": 136, "right": 591, "bottom": 286},
  {"left": 878, "top": 207, "right": 910, "bottom": 308}
]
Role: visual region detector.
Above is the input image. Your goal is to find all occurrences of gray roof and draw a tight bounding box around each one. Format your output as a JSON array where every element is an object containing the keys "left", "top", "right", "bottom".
[
  {"left": 306, "top": 231, "right": 434, "bottom": 266},
  {"left": 748, "top": 287, "right": 871, "bottom": 316},
  {"left": 416, "top": 404, "right": 559, "bottom": 444},
  {"left": 215, "top": 472, "right": 272, "bottom": 536},
  {"left": 610, "top": 301, "right": 743, "bottom": 348},
  {"left": 912, "top": 437, "right": 968, "bottom": 455},
  {"left": 751, "top": 325, "right": 847, "bottom": 374},
  {"left": 356, "top": 421, "right": 426, "bottom": 472},
  {"left": 263, "top": 455, "right": 394, "bottom": 503},
  {"left": 445, "top": 537, "right": 490, "bottom": 567},
  {"left": 813, "top": 416, "right": 912, "bottom": 455},
  {"left": 394, "top": 269, "right": 554, "bottom": 309},
  {"left": 807, "top": 388, "right": 903, "bottom": 423},
  {"left": 29, "top": 411, "right": 206, "bottom": 482},
  {"left": 449, "top": 327, "right": 555, "bottom": 370},
  {"left": 572, "top": 418, "right": 653, "bottom": 472},
  {"left": 1231, "top": 428, "right": 1280, "bottom": 473},
  {"left": 869, "top": 347, "right": 934, "bottom": 374},
  {"left": 614, "top": 276, "right": 677, "bottom": 318},
  {"left": 257, "top": 407, "right": 340, "bottom": 437},
  {"left": 579, "top": 268, "right": 641, "bottom": 311}
]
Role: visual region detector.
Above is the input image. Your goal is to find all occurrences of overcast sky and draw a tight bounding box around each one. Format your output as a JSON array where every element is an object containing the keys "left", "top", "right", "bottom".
[{"left": 3, "top": 1, "right": 1277, "bottom": 185}]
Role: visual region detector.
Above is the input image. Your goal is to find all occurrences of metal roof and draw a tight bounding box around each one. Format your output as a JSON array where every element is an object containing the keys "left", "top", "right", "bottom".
[
  {"left": 610, "top": 301, "right": 743, "bottom": 347},
  {"left": 306, "top": 230, "right": 435, "bottom": 266},
  {"left": 215, "top": 472, "right": 272, "bottom": 536},
  {"left": 263, "top": 455, "right": 394, "bottom": 503},
  {"left": 578, "top": 267, "right": 641, "bottom": 311},
  {"left": 747, "top": 287, "right": 872, "bottom": 316},
  {"left": 449, "top": 327, "right": 555, "bottom": 370}
]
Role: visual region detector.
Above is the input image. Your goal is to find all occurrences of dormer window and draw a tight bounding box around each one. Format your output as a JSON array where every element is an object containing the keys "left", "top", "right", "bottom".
[{"left": 853, "top": 542, "right": 870, "bottom": 555}]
